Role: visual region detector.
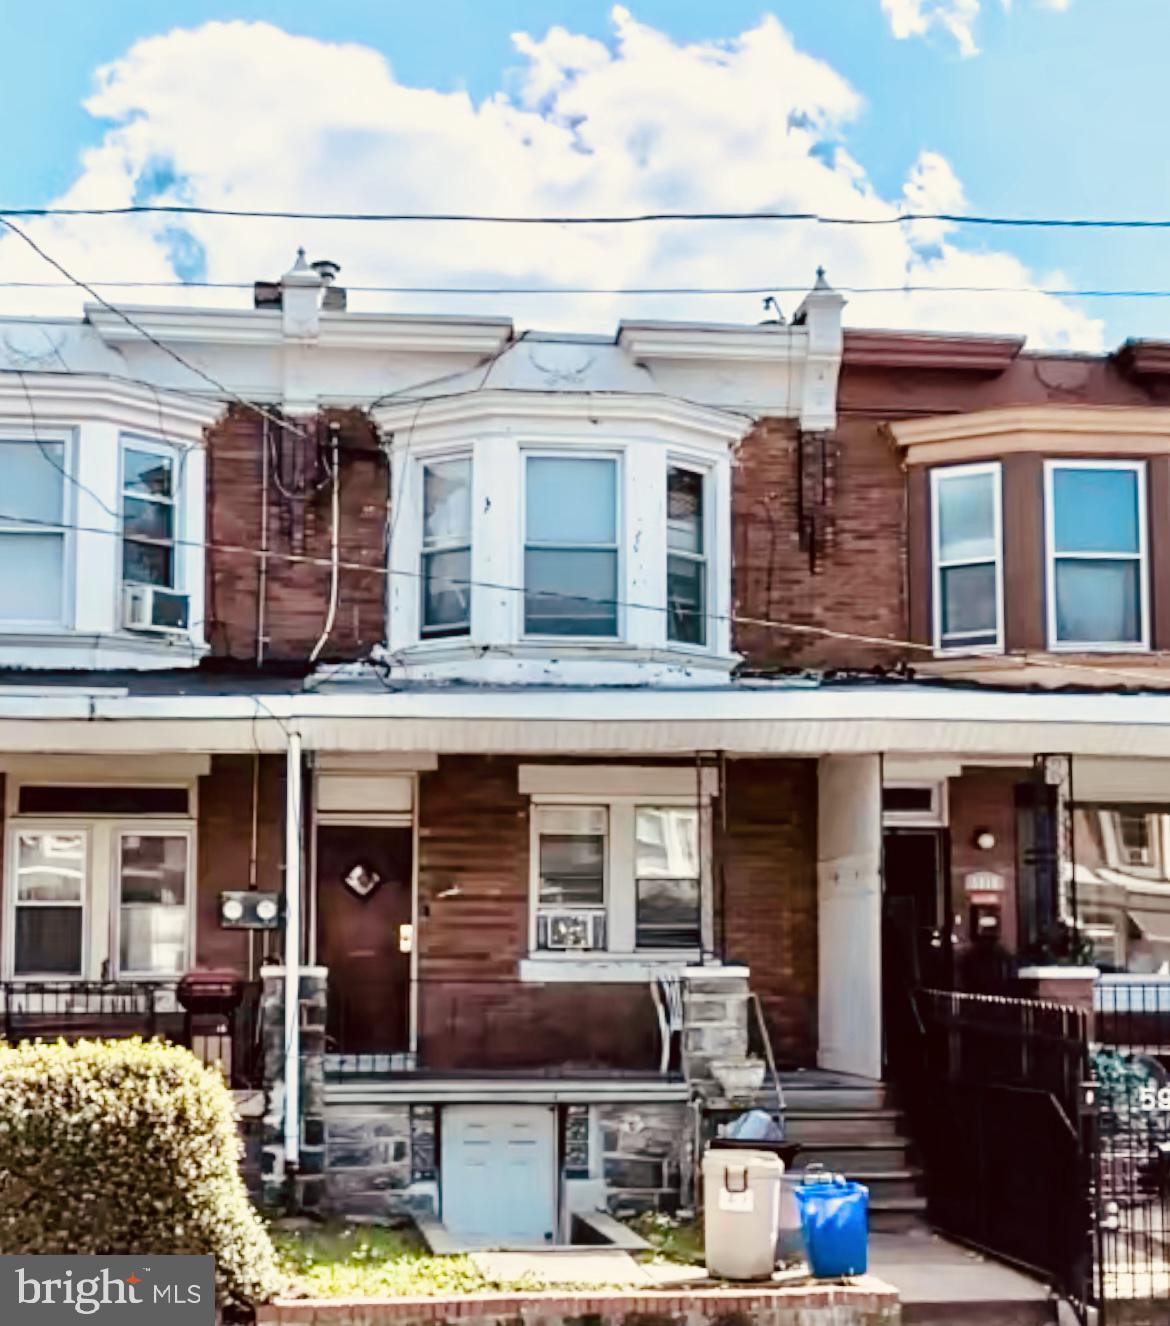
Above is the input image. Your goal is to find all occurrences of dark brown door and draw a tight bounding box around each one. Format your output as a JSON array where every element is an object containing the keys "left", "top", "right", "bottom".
[
  {"left": 882, "top": 828, "right": 951, "bottom": 1076},
  {"left": 316, "top": 826, "right": 412, "bottom": 1054}
]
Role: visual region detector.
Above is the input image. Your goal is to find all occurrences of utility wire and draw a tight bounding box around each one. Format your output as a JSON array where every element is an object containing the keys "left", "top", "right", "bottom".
[{"left": 8, "top": 204, "right": 1170, "bottom": 229}]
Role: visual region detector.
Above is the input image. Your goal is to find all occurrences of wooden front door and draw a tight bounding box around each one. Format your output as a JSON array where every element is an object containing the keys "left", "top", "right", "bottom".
[{"left": 316, "top": 825, "right": 412, "bottom": 1054}]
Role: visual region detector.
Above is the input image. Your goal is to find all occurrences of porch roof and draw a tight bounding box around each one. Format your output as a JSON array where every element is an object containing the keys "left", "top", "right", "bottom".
[{"left": 5, "top": 675, "right": 1170, "bottom": 757}]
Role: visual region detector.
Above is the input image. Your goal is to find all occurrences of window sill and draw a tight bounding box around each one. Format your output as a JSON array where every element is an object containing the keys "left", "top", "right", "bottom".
[
  {"left": 0, "top": 630, "right": 208, "bottom": 672},
  {"left": 518, "top": 953, "right": 702, "bottom": 983}
]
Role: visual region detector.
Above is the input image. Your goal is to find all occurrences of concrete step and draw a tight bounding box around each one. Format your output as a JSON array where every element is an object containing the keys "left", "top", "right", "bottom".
[
  {"left": 794, "top": 1140, "right": 914, "bottom": 1173},
  {"left": 869, "top": 1196, "right": 929, "bottom": 1233},
  {"left": 900, "top": 1303, "right": 1056, "bottom": 1326},
  {"left": 778, "top": 1085, "right": 892, "bottom": 1112},
  {"left": 782, "top": 1108, "right": 907, "bottom": 1142},
  {"left": 849, "top": 1169, "right": 924, "bottom": 1203}
]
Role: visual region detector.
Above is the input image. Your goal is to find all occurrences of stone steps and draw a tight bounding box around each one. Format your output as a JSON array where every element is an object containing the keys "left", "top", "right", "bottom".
[{"left": 782, "top": 1107, "right": 908, "bottom": 1142}]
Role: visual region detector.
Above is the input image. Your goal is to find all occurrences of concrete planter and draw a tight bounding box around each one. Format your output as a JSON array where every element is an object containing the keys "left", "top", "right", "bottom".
[{"left": 709, "top": 1057, "right": 766, "bottom": 1097}]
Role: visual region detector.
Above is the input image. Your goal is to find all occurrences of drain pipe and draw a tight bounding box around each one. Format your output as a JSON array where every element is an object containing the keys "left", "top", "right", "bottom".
[{"left": 283, "top": 729, "right": 304, "bottom": 1174}]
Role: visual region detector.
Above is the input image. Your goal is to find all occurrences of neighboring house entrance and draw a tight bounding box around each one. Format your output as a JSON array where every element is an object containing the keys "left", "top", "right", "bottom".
[
  {"left": 316, "top": 825, "right": 412, "bottom": 1054},
  {"left": 441, "top": 1105, "right": 557, "bottom": 1246},
  {"left": 883, "top": 827, "right": 950, "bottom": 1075}
]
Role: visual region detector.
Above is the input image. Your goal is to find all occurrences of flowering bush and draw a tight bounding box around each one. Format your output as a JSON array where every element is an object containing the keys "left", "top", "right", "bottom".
[{"left": 0, "top": 1038, "right": 280, "bottom": 1306}]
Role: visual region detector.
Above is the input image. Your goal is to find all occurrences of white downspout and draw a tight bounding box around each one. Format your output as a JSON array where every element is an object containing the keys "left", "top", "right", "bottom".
[{"left": 283, "top": 729, "right": 303, "bottom": 1170}]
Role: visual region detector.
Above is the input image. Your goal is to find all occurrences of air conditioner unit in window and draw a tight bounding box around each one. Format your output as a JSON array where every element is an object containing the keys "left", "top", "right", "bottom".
[
  {"left": 122, "top": 584, "right": 190, "bottom": 634},
  {"left": 539, "top": 910, "right": 607, "bottom": 952}
]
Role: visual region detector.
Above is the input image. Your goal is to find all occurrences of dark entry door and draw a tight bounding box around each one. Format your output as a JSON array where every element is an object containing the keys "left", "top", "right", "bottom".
[
  {"left": 883, "top": 828, "right": 950, "bottom": 1074},
  {"left": 316, "top": 826, "right": 412, "bottom": 1055}
]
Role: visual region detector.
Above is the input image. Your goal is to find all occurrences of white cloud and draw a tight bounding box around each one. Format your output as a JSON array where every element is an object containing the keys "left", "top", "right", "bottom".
[
  {"left": 883, "top": 0, "right": 1072, "bottom": 56},
  {"left": 0, "top": 8, "right": 1101, "bottom": 349}
]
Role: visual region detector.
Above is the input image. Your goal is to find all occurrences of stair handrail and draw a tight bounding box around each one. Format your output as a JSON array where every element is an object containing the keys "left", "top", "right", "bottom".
[{"left": 750, "top": 990, "right": 786, "bottom": 1116}]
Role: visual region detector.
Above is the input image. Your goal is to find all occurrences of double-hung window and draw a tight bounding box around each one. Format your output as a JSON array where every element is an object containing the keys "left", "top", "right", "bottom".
[
  {"left": 931, "top": 462, "right": 1002, "bottom": 652},
  {"left": 1045, "top": 460, "right": 1147, "bottom": 649},
  {"left": 13, "top": 829, "right": 86, "bottom": 976},
  {"left": 117, "top": 831, "right": 190, "bottom": 977},
  {"left": 524, "top": 456, "right": 619, "bottom": 637},
  {"left": 0, "top": 438, "right": 67, "bottom": 627},
  {"left": 534, "top": 806, "right": 608, "bottom": 950},
  {"left": 121, "top": 445, "right": 177, "bottom": 590},
  {"left": 420, "top": 457, "right": 472, "bottom": 638},
  {"left": 634, "top": 807, "right": 701, "bottom": 949},
  {"left": 667, "top": 466, "right": 706, "bottom": 646}
]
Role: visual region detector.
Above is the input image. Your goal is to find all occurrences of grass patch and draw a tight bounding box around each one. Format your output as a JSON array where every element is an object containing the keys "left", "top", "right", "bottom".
[
  {"left": 274, "top": 1223, "right": 549, "bottom": 1298},
  {"left": 628, "top": 1212, "right": 704, "bottom": 1267}
]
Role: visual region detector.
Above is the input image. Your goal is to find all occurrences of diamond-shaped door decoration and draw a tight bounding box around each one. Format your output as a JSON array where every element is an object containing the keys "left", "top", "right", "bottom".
[{"left": 342, "top": 862, "right": 383, "bottom": 900}]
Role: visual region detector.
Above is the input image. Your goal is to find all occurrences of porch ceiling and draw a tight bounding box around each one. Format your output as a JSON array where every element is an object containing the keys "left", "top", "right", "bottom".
[{"left": 4, "top": 683, "right": 1170, "bottom": 756}]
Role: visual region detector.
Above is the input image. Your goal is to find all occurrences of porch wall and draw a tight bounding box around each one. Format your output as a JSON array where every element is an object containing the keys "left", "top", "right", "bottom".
[
  {"left": 947, "top": 767, "right": 1021, "bottom": 958},
  {"left": 416, "top": 754, "right": 819, "bottom": 1071}
]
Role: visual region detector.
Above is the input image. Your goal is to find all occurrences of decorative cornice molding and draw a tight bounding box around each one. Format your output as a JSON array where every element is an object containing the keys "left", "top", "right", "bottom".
[
  {"left": 617, "top": 321, "right": 808, "bottom": 363},
  {"left": 845, "top": 329, "right": 1024, "bottom": 373},
  {"left": 888, "top": 403, "right": 1170, "bottom": 465},
  {"left": 373, "top": 388, "right": 754, "bottom": 447},
  {"left": 1115, "top": 339, "right": 1170, "bottom": 379},
  {"left": 0, "top": 373, "right": 223, "bottom": 442}
]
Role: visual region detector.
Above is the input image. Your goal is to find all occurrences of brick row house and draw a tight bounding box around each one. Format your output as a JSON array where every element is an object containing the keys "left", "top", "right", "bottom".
[{"left": 2, "top": 254, "right": 1170, "bottom": 1245}]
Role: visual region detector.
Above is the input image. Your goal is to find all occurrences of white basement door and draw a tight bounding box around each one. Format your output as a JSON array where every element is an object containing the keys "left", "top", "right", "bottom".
[{"left": 441, "top": 1105, "right": 558, "bottom": 1247}]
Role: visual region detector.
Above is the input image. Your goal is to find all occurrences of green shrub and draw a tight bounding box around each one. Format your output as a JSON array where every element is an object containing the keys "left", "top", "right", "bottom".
[{"left": 0, "top": 1037, "right": 280, "bottom": 1306}]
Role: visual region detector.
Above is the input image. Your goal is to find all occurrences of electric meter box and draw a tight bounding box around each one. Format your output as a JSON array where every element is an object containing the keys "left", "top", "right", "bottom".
[{"left": 218, "top": 890, "right": 283, "bottom": 929}]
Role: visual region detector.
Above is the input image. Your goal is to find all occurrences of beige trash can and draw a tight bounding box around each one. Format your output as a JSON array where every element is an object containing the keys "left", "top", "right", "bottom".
[{"left": 702, "top": 1147, "right": 784, "bottom": 1281}]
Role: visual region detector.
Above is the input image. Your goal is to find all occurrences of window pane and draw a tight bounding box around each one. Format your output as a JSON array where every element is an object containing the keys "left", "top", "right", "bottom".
[
  {"left": 636, "top": 878, "right": 701, "bottom": 949},
  {"left": 120, "top": 907, "right": 187, "bottom": 975},
  {"left": 667, "top": 554, "right": 705, "bottom": 646},
  {"left": 940, "top": 562, "right": 997, "bottom": 643},
  {"left": 526, "top": 457, "right": 616, "bottom": 544},
  {"left": 1054, "top": 559, "right": 1141, "bottom": 644},
  {"left": 15, "top": 908, "right": 83, "bottom": 975},
  {"left": 123, "top": 449, "right": 173, "bottom": 499},
  {"left": 123, "top": 495, "right": 174, "bottom": 541},
  {"left": 421, "top": 547, "right": 470, "bottom": 635},
  {"left": 524, "top": 548, "right": 617, "bottom": 635},
  {"left": 937, "top": 471, "right": 995, "bottom": 563},
  {"left": 123, "top": 538, "right": 173, "bottom": 587},
  {"left": 539, "top": 835, "right": 606, "bottom": 907},
  {"left": 17, "top": 831, "right": 84, "bottom": 901},
  {"left": 668, "top": 467, "right": 703, "bottom": 554},
  {"left": 0, "top": 533, "right": 64, "bottom": 622},
  {"left": 636, "top": 807, "right": 699, "bottom": 879},
  {"left": 120, "top": 834, "right": 188, "bottom": 906},
  {"left": 0, "top": 440, "right": 64, "bottom": 524},
  {"left": 423, "top": 459, "right": 471, "bottom": 543},
  {"left": 1053, "top": 467, "right": 1139, "bottom": 554}
]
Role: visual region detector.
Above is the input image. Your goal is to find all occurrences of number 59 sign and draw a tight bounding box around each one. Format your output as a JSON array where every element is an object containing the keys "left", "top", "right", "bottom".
[{"left": 1138, "top": 1086, "right": 1170, "bottom": 1111}]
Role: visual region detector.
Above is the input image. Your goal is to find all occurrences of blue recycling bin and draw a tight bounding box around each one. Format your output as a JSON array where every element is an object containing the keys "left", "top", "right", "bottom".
[{"left": 794, "top": 1177, "right": 869, "bottom": 1277}]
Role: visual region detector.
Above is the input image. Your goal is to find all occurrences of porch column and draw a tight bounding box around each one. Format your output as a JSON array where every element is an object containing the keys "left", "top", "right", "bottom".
[
  {"left": 283, "top": 730, "right": 304, "bottom": 1168},
  {"left": 817, "top": 754, "right": 883, "bottom": 1080}
]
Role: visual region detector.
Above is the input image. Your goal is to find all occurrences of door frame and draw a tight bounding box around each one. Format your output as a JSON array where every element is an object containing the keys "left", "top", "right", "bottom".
[{"left": 310, "top": 774, "right": 421, "bottom": 1055}]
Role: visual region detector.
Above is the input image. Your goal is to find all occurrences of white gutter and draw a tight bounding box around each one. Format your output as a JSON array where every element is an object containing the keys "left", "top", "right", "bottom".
[{"left": 283, "top": 730, "right": 303, "bottom": 1172}]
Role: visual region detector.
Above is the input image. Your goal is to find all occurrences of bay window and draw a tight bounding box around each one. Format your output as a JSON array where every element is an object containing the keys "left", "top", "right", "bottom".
[
  {"left": 524, "top": 455, "right": 619, "bottom": 637},
  {"left": 931, "top": 462, "right": 1002, "bottom": 652},
  {"left": 420, "top": 457, "right": 472, "bottom": 638},
  {"left": 121, "top": 444, "right": 177, "bottom": 590},
  {"left": 666, "top": 466, "right": 706, "bottom": 646},
  {"left": 0, "top": 437, "right": 68, "bottom": 627},
  {"left": 1045, "top": 460, "right": 1147, "bottom": 649}
]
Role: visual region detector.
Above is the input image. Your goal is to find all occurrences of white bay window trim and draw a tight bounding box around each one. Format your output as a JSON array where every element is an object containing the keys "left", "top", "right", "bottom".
[
  {"left": 0, "top": 429, "right": 75, "bottom": 632},
  {"left": 1043, "top": 458, "right": 1150, "bottom": 653},
  {"left": 930, "top": 461, "right": 1004, "bottom": 655},
  {"left": 378, "top": 392, "right": 743, "bottom": 684}
]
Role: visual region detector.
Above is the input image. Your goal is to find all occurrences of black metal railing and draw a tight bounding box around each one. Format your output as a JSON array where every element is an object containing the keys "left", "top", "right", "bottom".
[
  {"left": 1092, "top": 981, "right": 1170, "bottom": 1310},
  {"left": 910, "top": 989, "right": 1096, "bottom": 1315},
  {"left": 0, "top": 979, "right": 264, "bottom": 1089}
]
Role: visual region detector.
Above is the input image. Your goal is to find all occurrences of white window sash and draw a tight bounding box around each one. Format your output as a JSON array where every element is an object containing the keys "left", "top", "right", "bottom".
[
  {"left": 930, "top": 461, "right": 1004, "bottom": 654},
  {"left": 0, "top": 432, "right": 73, "bottom": 630},
  {"left": 113, "top": 826, "right": 194, "bottom": 980},
  {"left": 6, "top": 823, "right": 90, "bottom": 979},
  {"left": 666, "top": 461, "right": 710, "bottom": 648},
  {"left": 1043, "top": 459, "right": 1150, "bottom": 652},
  {"left": 120, "top": 438, "right": 178, "bottom": 592},
  {"left": 419, "top": 456, "right": 473, "bottom": 638}
]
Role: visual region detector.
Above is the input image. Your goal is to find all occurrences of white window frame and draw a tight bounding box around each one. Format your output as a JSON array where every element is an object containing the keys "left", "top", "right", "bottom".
[
  {"left": 6, "top": 824, "right": 91, "bottom": 980},
  {"left": 665, "top": 459, "right": 711, "bottom": 649},
  {"left": 0, "top": 429, "right": 75, "bottom": 632},
  {"left": 119, "top": 436, "right": 179, "bottom": 593},
  {"left": 3, "top": 779, "right": 197, "bottom": 982},
  {"left": 881, "top": 779, "right": 949, "bottom": 828},
  {"left": 930, "top": 460, "right": 1004, "bottom": 655},
  {"left": 418, "top": 453, "right": 473, "bottom": 640},
  {"left": 1044, "top": 459, "right": 1150, "bottom": 653},
  {"left": 520, "top": 448, "right": 623, "bottom": 643}
]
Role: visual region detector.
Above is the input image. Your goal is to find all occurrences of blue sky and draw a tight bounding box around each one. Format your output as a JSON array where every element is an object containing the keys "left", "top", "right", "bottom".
[{"left": 1, "top": 1, "right": 1167, "bottom": 347}]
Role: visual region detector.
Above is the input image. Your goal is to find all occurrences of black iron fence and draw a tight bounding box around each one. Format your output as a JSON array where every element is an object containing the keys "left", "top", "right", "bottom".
[
  {"left": 1092, "top": 981, "right": 1170, "bottom": 1309},
  {"left": 0, "top": 979, "right": 264, "bottom": 1089},
  {"left": 910, "top": 989, "right": 1096, "bottom": 1316}
]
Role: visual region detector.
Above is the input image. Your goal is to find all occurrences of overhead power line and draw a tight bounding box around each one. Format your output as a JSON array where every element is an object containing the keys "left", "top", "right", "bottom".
[
  {"left": 7, "top": 204, "right": 1170, "bottom": 229},
  {"left": 8, "top": 279, "right": 1170, "bottom": 300}
]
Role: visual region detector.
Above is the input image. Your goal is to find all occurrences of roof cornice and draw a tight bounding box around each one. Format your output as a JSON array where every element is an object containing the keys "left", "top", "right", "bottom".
[
  {"left": 617, "top": 321, "right": 808, "bottom": 363},
  {"left": 889, "top": 403, "right": 1170, "bottom": 465},
  {"left": 0, "top": 373, "right": 223, "bottom": 442},
  {"left": 844, "top": 329, "right": 1024, "bottom": 373},
  {"left": 372, "top": 388, "right": 754, "bottom": 447}
]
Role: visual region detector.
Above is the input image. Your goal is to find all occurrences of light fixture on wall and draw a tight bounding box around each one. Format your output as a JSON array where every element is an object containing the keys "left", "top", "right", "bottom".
[{"left": 973, "top": 827, "right": 997, "bottom": 851}]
